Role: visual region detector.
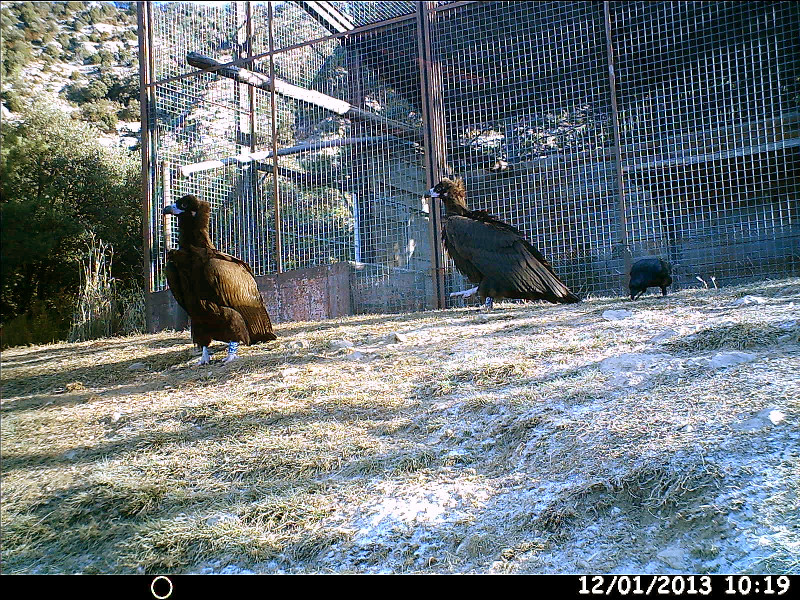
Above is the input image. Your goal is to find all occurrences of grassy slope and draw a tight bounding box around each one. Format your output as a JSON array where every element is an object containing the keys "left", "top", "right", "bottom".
[{"left": 1, "top": 279, "right": 798, "bottom": 574}]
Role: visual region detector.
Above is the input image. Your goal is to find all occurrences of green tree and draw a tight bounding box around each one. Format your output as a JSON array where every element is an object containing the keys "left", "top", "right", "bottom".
[
  {"left": 0, "top": 103, "right": 142, "bottom": 344},
  {"left": 77, "top": 99, "right": 120, "bottom": 132}
]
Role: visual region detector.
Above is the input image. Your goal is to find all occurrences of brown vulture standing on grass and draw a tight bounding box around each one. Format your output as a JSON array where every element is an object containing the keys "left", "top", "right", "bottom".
[
  {"left": 163, "top": 194, "right": 276, "bottom": 365},
  {"left": 427, "top": 178, "right": 580, "bottom": 310}
]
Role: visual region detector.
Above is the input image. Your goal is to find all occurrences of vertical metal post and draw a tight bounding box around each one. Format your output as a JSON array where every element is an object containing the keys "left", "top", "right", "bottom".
[
  {"left": 245, "top": 1, "right": 260, "bottom": 269},
  {"left": 246, "top": 1, "right": 256, "bottom": 157},
  {"left": 604, "top": 1, "right": 632, "bottom": 288},
  {"left": 162, "top": 160, "right": 171, "bottom": 251},
  {"left": 233, "top": 2, "right": 253, "bottom": 264},
  {"left": 137, "top": 1, "right": 154, "bottom": 331},
  {"left": 267, "top": 1, "right": 284, "bottom": 273},
  {"left": 417, "top": 1, "right": 447, "bottom": 309}
]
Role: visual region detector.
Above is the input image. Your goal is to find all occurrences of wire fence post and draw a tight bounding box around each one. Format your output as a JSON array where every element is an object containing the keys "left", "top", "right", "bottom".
[
  {"left": 137, "top": 0, "right": 154, "bottom": 331},
  {"left": 417, "top": 1, "right": 447, "bottom": 310},
  {"left": 604, "top": 1, "right": 632, "bottom": 291},
  {"left": 267, "top": 1, "right": 283, "bottom": 273}
]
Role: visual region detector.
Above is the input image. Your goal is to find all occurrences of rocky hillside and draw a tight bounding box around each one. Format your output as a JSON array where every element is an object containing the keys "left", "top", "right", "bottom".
[{"left": 1, "top": 1, "right": 140, "bottom": 149}]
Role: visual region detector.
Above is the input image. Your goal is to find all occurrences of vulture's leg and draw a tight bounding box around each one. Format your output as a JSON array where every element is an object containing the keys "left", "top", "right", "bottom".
[
  {"left": 198, "top": 346, "right": 211, "bottom": 365},
  {"left": 449, "top": 286, "right": 479, "bottom": 299},
  {"left": 221, "top": 341, "right": 239, "bottom": 364},
  {"left": 661, "top": 286, "right": 668, "bottom": 296},
  {"left": 482, "top": 297, "right": 494, "bottom": 312}
]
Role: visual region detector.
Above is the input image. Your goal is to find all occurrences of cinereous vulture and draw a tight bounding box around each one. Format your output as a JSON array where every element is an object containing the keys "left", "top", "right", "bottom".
[
  {"left": 427, "top": 178, "right": 580, "bottom": 310},
  {"left": 163, "top": 194, "right": 276, "bottom": 364}
]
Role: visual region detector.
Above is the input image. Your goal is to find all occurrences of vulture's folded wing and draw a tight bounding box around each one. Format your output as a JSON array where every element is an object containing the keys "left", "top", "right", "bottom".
[
  {"left": 201, "top": 250, "right": 277, "bottom": 341},
  {"left": 442, "top": 225, "right": 485, "bottom": 284},
  {"left": 165, "top": 250, "right": 192, "bottom": 312},
  {"left": 445, "top": 217, "right": 578, "bottom": 302}
]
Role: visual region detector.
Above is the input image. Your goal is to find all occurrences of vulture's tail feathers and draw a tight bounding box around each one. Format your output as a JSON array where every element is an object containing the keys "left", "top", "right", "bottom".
[{"left": 238, "top": 305, "right": 277, "bottom": 342}]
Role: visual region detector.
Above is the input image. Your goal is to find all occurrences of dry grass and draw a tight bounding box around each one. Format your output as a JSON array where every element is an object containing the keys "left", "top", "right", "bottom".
[
  {"left": 2, "top": 278, "right": 799, "bottom": 574},
  {"left": 665, "top": 322, "right": 793, "bottom": 353}
]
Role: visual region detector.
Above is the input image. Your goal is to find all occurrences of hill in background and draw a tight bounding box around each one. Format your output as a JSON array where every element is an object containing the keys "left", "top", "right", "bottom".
[{"left": 1, "top": 1, "right": 140, "bottom": 149}]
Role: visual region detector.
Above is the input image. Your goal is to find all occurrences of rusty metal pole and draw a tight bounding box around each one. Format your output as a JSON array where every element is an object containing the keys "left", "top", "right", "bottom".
[
  {"left": 604, "top": 1, "right": 633, "bottom": 291},
  {"left": 417, "top": 1, "right": 447, "bottom": 310},
  {"left": 137, "top": 1, "right": 154, "bottom": 331},
  {"left": 267, "top": 2, "right": 284, "bottom": 274}
]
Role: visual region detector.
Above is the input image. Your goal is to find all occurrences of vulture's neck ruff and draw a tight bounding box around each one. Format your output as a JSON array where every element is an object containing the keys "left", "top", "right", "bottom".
[
  {"left": 429, "top": 179, "right": 469, "bottom": 217},
  {"left": 171, "top": 202, "right": 214, "bottom": 250}
]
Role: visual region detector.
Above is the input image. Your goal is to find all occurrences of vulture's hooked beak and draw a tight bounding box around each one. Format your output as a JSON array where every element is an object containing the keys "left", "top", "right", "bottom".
[
  {"left": 163, "top": 204, "right": 184, "bottom": 215},
  {"left": 426, "top": 188, "right": 440, "bottom": 199}
]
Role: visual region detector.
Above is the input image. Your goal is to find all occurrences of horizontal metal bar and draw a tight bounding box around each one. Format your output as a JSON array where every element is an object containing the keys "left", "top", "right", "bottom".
[
  {"left": 186, "top": 52, "right": 422, "bottom": 137},
  {"left": 146, "top": 11, "right": 417, "bottom": 89},
  {"left": 180, "top": 135, "right": 416, "bottom": 177}
]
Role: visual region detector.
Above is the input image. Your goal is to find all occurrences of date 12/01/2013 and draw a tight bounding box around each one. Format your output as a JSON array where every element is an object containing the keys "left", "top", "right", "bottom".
[{"left": 578, "top": 575, "right": 791, "bottom": 596}]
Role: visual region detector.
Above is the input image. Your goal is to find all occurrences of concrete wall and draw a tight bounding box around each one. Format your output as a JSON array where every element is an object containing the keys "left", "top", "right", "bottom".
[{"left": 148, "top": 261, "right": 352, "bottom": 332}]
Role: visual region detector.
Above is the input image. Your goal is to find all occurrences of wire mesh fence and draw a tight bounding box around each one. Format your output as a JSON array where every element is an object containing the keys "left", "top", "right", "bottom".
[{"left": 140, "top": 1, "right": 799, "bottom": 320}]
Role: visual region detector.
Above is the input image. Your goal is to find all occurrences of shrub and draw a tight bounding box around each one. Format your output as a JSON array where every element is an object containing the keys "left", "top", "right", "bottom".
[
  {"left": 118, "top": 98, "right": 140, "bottom": 121},
  {"left": 1, "top": 102, "right": 142, "bottom": 339},
  {"left": 68, "top": 236, "right": 116, "bottom": 341},
  {"left": 43, "top": 43, "right": 62, "bottom": 61},
  {"left": 1, "top": 299, "right": 72, "bottom": 348},
  {"left": 77, "top": 99, "right": 119, "bottom": 132}
]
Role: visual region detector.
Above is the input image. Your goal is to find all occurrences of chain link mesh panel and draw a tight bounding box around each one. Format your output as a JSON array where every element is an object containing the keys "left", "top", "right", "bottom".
[{"left": 146, "top": 1, "right": 432, "bottom": 315}]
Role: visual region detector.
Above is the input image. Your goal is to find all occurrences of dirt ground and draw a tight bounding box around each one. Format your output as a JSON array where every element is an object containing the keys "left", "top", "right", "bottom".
[{"left": 2, "top": 278, "right": 798, "bottom": 574}]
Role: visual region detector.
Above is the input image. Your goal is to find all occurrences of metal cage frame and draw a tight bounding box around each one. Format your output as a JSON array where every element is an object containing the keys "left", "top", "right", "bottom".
[{"left": 138, "top": 1, "right": 800, "bottom": 329}]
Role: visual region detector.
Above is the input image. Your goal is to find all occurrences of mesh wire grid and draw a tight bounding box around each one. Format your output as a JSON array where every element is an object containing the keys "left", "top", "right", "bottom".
[
  {"left": 611, "top": 1, "right": 800, "bottom": 285},
  {"left": 429, "top": 1, "right": 621, "bottom": 302},
  {"left": 143, "top": 1, "right": 799, "bottom": 317},
  {"left": 328, "top": 1, "right": 417, "bottom": 27}
]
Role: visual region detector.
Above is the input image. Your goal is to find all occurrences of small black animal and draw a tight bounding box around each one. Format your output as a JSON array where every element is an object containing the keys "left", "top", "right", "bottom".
[{"left": 629, "top": 258, "right": 673, "bottom": 300}]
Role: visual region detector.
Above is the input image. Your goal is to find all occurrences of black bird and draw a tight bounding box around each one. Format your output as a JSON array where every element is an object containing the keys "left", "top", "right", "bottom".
[
  {"left": 629, "top": 258, "right": 673, "bottom": 300},
  {"left": 163, "top": 195, "right": 276, "bottom": 364},
  {"left": 427, "top": 178, "right": 580, "bottom": 310}
]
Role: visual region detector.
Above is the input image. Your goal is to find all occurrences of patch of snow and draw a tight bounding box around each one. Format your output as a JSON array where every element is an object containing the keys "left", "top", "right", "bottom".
[
  {"left": 93, "top": 23, "right": 122, "bottom": 35},
  {"left": 329, "top": 339, "right": 354, "bottom": 350},
  {"left": 731, "top": 295, "right": 768, "bottom": 307},
  {"left": 735, "top": 407, "right": 786, "bottom": 432},
  {"left": 689, "top": 351, "right": 757, "bottom": 369},
  {"left": 599, "top": 353, "right": 673, "bottom": 374},
  {"left": 656, "top": 545, "right": 688, "bottom": 570},
  {"left": 218, "top": 564, "right": 254, "bottom": 575},
  {"left": 205, "top": 513, "right": 239, "bottom": 527},
  {"left": 602, "top": 309, "right": 633, "bottom": 321},
  {"left": 649, "top": 328, "right": 678, "bottom": 343}
]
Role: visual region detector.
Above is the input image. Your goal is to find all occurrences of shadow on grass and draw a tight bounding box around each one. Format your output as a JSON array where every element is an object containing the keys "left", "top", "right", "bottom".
[{"left": 0, "top": 341, "right": 350, "bottom": 416}]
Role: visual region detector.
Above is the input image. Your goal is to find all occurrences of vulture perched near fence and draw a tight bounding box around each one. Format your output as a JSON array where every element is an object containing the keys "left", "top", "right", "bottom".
[
  {"left": 163, "top": 194, "right": 276, "bottom": 364},
  {"left": 427, "top": 178, "right": 580, "bottom": 310}
]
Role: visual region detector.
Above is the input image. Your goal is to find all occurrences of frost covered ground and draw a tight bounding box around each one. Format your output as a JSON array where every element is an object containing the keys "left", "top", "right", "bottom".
[{"left": 1, "top": 279, "right": 798, "bottom": 574}]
